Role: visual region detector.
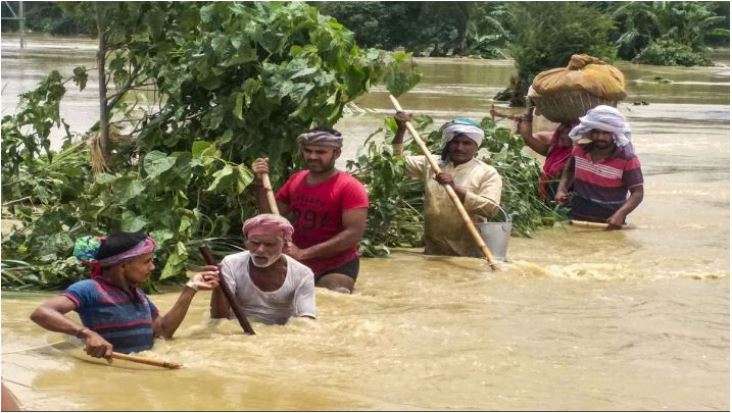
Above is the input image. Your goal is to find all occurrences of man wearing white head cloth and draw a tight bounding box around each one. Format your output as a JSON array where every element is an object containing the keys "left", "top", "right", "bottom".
[
  {"left": 393, "top": 112, "right": 503, "bottom": 257},
  {"left": 251, "top": 127, "right": 369, "bottom": 294},
  {"left": 555, "top": 105, "right": 644, "bottom": 228},
  {"left": 211, "top": 214, "right": 316, "bottom": 325}
]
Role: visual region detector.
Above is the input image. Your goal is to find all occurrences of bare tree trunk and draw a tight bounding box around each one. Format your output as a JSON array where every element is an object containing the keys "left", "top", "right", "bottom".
[
  {"left": 96, "top": 6, "right": 110, "bottom": 161},
  {"left": 19, "top": 1, "right": 25, "bottom": 49},
  {"left": 453, "top": 3, "right": 472, "bottom": 55}
]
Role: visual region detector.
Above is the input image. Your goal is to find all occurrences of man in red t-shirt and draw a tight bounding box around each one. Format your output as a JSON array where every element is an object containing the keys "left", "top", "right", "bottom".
[{"left": 252, "top": 127, "right": 369, "bottom": 294}]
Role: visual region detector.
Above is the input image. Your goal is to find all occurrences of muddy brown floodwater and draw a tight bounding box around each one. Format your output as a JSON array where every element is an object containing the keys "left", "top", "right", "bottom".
[{"left": 2, "top": 35, "right": 729, "bottom": 410}]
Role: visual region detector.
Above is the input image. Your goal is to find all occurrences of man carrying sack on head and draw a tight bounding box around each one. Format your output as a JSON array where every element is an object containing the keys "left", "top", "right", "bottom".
[
  {"left": 393, "top": 112, "right": 503, "bottom": 257},
  {"left": 251, "top": 128, "right": 369, "bottom": 294},
  {"left": 514, "top": 116, "right": 579, "bottom": 202}
]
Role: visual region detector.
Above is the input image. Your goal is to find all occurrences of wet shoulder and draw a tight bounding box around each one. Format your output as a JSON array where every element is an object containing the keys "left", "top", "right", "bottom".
[
  {"left": 283, "top": 170, "right": 310, "bottom": 187},
  {"left": 336, "top": 171, "right": 365, "bottom": 187},
  {"left": 615, "top": 146, "right": 640, "bottom": 162},
  {"left": 470, "top": 158, "right": 499, "bottom": 176},
  {"left": 335, "top": 171, "right": 368, "bottom": 198},
  {"left": 67, "top": 279, "right": 97, "bottom": 290},
  {"left": 221, "top": 251, "right": 251, "bottom": 267},
  {"left": 64, "top": 279, "right": 99, "bottom": 299},
  {"left": 284, "top": 255, "right": 315, "bottom": 280}
]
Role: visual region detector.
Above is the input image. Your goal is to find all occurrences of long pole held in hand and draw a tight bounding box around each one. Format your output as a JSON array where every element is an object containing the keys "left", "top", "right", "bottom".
[
  {"left": 110, "top": 352, "right": 181, "bottom": 369},
  {"left": 389, "top": 95, "right": 498, "bottom": 271},
  {"left": 261, "top": 173, "right": 280, "bottom": 215},
  {"left": 200, "top": 245, "right": 256, "bottom": 335}
]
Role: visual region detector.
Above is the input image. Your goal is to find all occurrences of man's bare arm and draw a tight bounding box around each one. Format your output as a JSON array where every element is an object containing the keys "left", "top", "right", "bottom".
[
  {"left": 607, "top": 186, "right": 644, "bottom": 229},
  {"left": 152, "top": 287, "right": 197, "bottom": 339},
  {"left": 555, "top": 157, "right": 575, "bottom": 204},
  {"left": 30, "top": 296, "right": 85, "bottom": 336},
  {"left": 516, "top": 117, "right": 552, "bottom": 156},
  {"left": 30, "top": 296, "right": 114, "bottom": 358},
  {"left": 210, "top": 286, "right": 231, "bottom": 319}
]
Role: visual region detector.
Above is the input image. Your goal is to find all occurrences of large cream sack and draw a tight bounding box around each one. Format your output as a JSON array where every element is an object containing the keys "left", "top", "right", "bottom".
[{"left": 529, "top": 54, "right": 627, "bottom": 123}]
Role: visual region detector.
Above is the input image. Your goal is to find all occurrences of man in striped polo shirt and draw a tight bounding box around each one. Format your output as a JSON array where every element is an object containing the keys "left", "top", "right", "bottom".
[{"left": 555, "top": 105, "right": 644, "bottom": 229}]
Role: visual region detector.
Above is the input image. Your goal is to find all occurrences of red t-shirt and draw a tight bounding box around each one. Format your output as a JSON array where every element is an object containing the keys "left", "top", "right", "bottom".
[{"left": 276, "top": 170, "right": 369, "bottom": 275}]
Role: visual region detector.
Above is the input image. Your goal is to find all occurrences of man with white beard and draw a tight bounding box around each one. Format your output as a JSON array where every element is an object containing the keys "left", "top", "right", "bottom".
[{"left": 210, "top": 214, "right": 316, "bottom": 325}]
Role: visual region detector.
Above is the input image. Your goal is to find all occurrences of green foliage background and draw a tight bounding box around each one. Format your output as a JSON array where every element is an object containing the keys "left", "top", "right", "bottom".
[{"left": 1, "top": 2, "right": 421, "bottom": 289}]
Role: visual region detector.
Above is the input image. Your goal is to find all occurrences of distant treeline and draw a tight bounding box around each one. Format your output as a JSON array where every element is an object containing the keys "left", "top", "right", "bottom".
[
  {"left": 316, "top": 1, "right": 729, "bottom": 103},
  {"left": 1, "top": 1, "right": 90, "bottom": 36},
  {"left": 2, "top": 1, "right": 729, "bottom": 103},
  {"left": 4, "top": 2, "right": 729, "bottom": 62},
  {"left": 315, "top": 2, "right": 729, "bottom": 62}
]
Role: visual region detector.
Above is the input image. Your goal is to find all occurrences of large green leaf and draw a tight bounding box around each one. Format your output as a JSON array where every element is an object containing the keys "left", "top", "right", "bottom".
[
  {"left": 206, "top": 164, "right": 233, "bottom": 193},
  {"left": 234, "top": 164, "right": 254, "bottom": 194},
  {"left": 143, "top": 151, "right": 177, "bottom": 179},
  {"left": 233, "top": 92, "right": 245, "bottom": 120},
  {"left": 160, "top": 241, "right": 188, "bottom": 280},
  {"left": 150, "top": 229, "right": 175, "bottom": 245},
  {"left": 121, "top": 211, "right": 148, "bottom": 232},
  {"left": 116, "top": 178, "right": 146, "bottom": 202}
]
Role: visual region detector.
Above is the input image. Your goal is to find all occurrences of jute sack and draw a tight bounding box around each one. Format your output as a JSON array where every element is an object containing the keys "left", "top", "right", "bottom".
[{"left": 528, "top": 54, "right": 627, "bottom": 123}]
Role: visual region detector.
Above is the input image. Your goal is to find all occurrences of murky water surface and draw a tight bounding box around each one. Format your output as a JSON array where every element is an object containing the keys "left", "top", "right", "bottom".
[{"left": 2, "top": 35, "right": 729, "bottom": 410}]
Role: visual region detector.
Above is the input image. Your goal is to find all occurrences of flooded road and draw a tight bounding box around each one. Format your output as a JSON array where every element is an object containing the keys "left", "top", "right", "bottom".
[{"left": 2, "top": 35, "right": 729, "bottom": 410}]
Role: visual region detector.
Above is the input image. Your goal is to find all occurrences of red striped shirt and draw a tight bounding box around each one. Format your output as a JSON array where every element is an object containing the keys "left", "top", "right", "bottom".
[{"left": 572, "top": 145, "right": 643, "bottom": 206}]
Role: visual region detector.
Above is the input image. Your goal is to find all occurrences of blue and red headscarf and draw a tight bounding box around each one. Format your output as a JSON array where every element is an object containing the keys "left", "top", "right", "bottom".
[{"left": 73, "top": 235, "right": 156, "bottom": 278}]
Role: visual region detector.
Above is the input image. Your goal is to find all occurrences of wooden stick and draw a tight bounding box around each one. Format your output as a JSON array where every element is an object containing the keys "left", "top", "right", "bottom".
[
  {"left": 110, "top": 352, "right": 181, "bottom": 369},
  {"left": 261, "top": 173, "right": 280, "bottom": 215},
  {"left": 389, "top": 95, "right": 497, "bottom": 271},
  {"left": 200, "top": 246, "right": 256, "bottom": 335}
]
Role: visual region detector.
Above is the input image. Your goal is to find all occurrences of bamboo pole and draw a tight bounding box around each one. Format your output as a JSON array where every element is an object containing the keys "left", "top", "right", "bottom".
[
  {"left": 389, "top": 95, "right": 497, "bottom": 271},
  {"left": 261, "top": 173, "right": 280, "bottom": 215},
  {"left": 569, "top": 219, "right": 630, "bottom": 230},
  {"left": 569, "top": 219, "right": 611, "bottom": 229},
  {"left": 110, "top": 352, "right": 181, "bottom": 369}
]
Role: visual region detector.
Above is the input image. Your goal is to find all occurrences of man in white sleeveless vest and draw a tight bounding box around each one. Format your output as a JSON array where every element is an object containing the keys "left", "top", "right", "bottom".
[{"left": 210, "top": 214, "right": 316, "bottom": 325}]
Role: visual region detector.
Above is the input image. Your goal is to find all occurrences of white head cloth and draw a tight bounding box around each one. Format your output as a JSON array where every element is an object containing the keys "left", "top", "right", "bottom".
[
  {"left": 440, "top": 118, "right": 485, "bottom": 148},
  {"left": 569, "top": 105, "right": 632, "bottom": 149}
]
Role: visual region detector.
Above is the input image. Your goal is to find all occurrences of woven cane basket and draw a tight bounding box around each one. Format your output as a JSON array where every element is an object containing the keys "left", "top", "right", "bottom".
[{"left": 528, "top": 89, "right": 618, "bottom": 124}]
